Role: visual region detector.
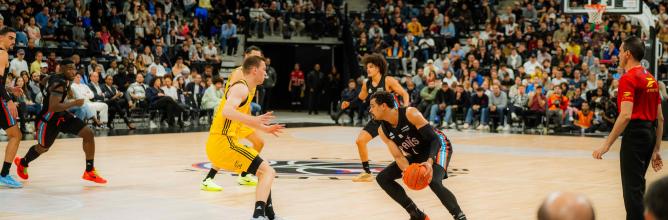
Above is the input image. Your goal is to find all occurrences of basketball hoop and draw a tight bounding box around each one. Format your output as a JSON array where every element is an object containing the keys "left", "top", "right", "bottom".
[{"left": 585, "top": 4, "right": 607, "bottom": 24}]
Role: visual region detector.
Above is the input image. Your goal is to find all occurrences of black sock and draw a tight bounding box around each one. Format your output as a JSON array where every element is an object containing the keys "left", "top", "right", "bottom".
[
  {"left": 253, "top": 201, "right": 266, "bottom": 218},
  {"left": 241, "top": 171, "right": 249, "bottom": 177},
  {"left": 405, "top": 202, "right": 424, "bottom": 218},
  {"left": 204, "top": 168, "right": 217, "bottom": 181},
  {"left": 86, "top": 160, "right": 94, "bottom": 172},
  {"left": 362, "top": 161, "right": 371, "bottom": 173},
  {"left": 21, "top": 145, "right": 41, "bottom": 167},
  {"left": 1, "top": 162, "right": 10, "bottom": 177},
  {"left": 454, "top": 212, "right": 467, "bottom": 220},
  {"left": 266, "top": 192, "right": 275, "bottom": 220}
]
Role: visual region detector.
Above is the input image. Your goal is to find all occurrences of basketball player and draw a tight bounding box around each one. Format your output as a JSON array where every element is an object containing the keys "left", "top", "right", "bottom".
[
  {"left": 206, "top": 56, "right": 284, "bottom": 220},
  {"left": 370, "top": 91, "right": 466, "bottom": 220},
  {"left": 340, "top": 53, "right": 409, "bottom": 182},
  {"left": 0, "top": 27, "right": 23, "bottom": 188},
  {"left": 14, "top": 59, "right": 107, "bottom": 184},
  {"left": 201, "top": 46, "right": 265, "bottom": 191}
]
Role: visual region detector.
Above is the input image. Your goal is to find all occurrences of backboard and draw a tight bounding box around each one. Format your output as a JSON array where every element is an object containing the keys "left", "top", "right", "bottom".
[{"left": 563, "top": 0, "right": 642, "bottom": 14}]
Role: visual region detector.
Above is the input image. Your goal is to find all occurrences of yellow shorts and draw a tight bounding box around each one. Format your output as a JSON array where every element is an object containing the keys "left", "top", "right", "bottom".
[
  {"left": 206, "top": 135, "right": 259, "bottom": 173},
  {"left": 237, "top": 125, "right": 255, "bottom": 139}
]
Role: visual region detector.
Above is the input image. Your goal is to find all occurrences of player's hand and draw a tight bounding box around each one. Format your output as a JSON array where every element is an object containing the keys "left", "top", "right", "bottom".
[
  {"left": 263, "top": 124, "right": 285, "bottom": 137},
  {"left": 72, "top": 99, "right": 85, "bottom": 107},
  {"left": 420, "top": 160, "right": 433, "bottom": 183},
  {"left": 341, "top": 101, "right": 350, "bottom": 110},
  {"left": 652, "top": 151, "right": 663, "bottom": 172},
  {"left": 256, "top": 111, "right": 275, "bottom": 125},
  {"left": 593, "top": 145, "right": 610, "bottom": 159},
  {"left": 6, "top": 101, "right": 18, "bottom": 120}
]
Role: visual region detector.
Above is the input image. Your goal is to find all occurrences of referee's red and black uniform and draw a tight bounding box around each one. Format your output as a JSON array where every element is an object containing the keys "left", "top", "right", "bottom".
[{"left": 617, "top": 66, "right": 661, "bottom": 219}]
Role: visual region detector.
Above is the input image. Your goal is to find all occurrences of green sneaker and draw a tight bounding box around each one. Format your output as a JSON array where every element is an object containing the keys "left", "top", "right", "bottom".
[
  {"left": 201, "top": 178, "right": 223, "bottom": 191},
  {"left": 237, "top": 174, "right": 258, "bottom": 186}
]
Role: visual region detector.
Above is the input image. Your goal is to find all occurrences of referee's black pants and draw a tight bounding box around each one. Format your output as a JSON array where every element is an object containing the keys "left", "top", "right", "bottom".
[{"left": 620, "top": 120, "right": 655, "bottom": 220}]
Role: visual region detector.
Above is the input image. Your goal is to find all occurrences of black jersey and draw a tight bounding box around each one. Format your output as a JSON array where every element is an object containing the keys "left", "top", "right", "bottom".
[
  {"left": 39, "top": 74, "right": 70, "bottom": 116},
  {"left": 0, "top": 49, "right": 11, "bottom": 101},
  {"left": 380, "top": 107, "right": 431, "bottom": 162},
  {"left": 365, "top": 75, "right": 387, "bottom": 103}
]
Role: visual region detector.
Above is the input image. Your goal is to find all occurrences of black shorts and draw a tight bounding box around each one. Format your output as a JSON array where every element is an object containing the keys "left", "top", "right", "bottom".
[
  {"left": 0, "top": 99, "right": 17, "bottom": 130},
  {"left": 363, "top": 120, "right": 381, "bottom": 137},
  {"left": 35, "top": 112, "right": 86, "bottom": 148}
]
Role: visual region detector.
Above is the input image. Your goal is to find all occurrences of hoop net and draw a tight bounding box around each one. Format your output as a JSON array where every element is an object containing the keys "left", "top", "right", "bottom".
[{"left": 585, "top": 4, "right": 607, "bottom": 24}]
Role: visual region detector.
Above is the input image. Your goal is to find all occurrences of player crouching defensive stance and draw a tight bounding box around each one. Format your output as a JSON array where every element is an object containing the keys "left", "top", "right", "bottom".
[{"left": 370, "top": 91, "right": 466, "bottom": 220}]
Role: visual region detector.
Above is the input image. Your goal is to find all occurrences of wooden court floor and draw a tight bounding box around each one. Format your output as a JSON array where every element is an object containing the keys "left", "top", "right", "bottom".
[{"left": 0, "top": 126, "right": 666, "bottom": 220}]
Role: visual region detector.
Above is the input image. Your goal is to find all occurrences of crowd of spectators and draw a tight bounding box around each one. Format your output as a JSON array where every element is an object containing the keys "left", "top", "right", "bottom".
[{"left": 340, "top": 0, "right": 668, "bottom": 134}]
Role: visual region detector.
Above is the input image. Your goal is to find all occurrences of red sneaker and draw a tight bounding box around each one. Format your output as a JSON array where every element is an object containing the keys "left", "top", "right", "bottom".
[
  {"left": 82, "top": 169, "right": 107, "bottom": 184},
  {"left": 14, "top": 157, "right": 28, "bottom": 180}
]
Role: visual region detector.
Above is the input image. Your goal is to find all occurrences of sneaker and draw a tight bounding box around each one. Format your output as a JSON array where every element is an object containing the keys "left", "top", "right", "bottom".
[
  {"left": 201, "top": 178, "right": 223, "bottom": 191},
  {"left": 0, "top": 175, "right": 22, "bottom": 188},
  {"left": 511, "top": 112, "right": 518, "bottom": 121},
  {"left": 484, "top": 125, "right": 490, "bottom": 130},
  {"left": 352, "top": 172, "right": 373, "bottom": 182},
  {"left": 476, "top": 125, "right": 485, "bottom": 130},
  {"left": 149, "top": 121, "right": 158, "bottom": 128},
  {"left": 503, "top": 125, "right": 510, "bottom": 131},
  {"left": 449, "top": 123, "right": 457, "bottom": 128},
  {"left": 462, "top": 123, "right": 469, "bottom": 129},
  {"left": 237, "top": 174, "right": 258, "bottom": 186},
  {"left": 250, "top": 217, "right": 268, "bottom": 220},
  {"left": 14, "top": 157, "right": 28, "bottom": 180},
  {"left": 82, "top": 169, "right": 107, "bottom": 184}
]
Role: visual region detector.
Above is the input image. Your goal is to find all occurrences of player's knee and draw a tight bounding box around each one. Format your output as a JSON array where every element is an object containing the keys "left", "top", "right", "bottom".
[
  {"left": 375, "top": 171, "right": 389, "bottom": 183},
  {"left": 79, "top": 127, "right": 94, "bottom": 140},
  {"left": 6, "top": 127, "right": 22, "bottom": 139},
  {"left": 355, "top": 137, "right": 367, "bottom": 147},
  {"left": 259, "top": 162, "right": 275, "bottom": 176}
]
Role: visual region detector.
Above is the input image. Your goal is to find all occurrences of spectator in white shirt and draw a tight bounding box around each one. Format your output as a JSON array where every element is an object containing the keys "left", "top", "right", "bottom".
[
  {"left": 203, "top": 41, "right": 221, "bottom": 64},
  {"left": 201, "top": 77, "right": 224, "bottom": 110},
  {"left": 161, "top": 77, "right": 179, "bottom": 101},
  {"left": 522, "top": 55, "right": 540, "bottom": 76},
  {"left": 10, "top": 49, "right": 28, "bottom": 78},
  {"left": 71, "top": 73, "right": 109, "bottom": 128}
]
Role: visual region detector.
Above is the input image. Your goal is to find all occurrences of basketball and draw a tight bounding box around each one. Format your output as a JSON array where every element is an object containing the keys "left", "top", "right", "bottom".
[{"left": 403, "top": 163, "right": 432, "bottom": 190}]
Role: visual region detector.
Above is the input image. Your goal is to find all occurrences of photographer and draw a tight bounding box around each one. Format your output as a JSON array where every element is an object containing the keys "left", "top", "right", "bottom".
[{"left": 547, "top": 86, "right": 569, "bottom": 129}]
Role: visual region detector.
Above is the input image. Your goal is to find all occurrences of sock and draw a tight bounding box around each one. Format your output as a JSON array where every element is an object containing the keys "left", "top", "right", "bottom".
[
  {"left": 1, "top": 162, "right": 10, "bottom": 177},
  {"left": 86, "top": 160, "right": 94, "bottom": 172},
  {"left": 21, "top": 145, "right": 41, "bottom": 167},
  {"left": 266, "top": 192, "right": 275, "bottom": 220},
  {"left": 253, "top": 201, "right": 266, "bottom": 218},
  {"left": 454, "top": 212, "right": 467, "bottom": 220},
  {"left": 241, "top": 171, "right": 249, "bottom": 177},
  {"left": 362, "top": 161, "right": 371, "bottom": 173},
  {"left": 204, "top": 168, "right": 217, "bottom": 181}
]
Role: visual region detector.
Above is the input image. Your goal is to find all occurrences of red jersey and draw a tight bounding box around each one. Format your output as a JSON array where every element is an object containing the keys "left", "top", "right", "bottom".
[
  {"left": 617, "top": 66, "right": 661, "bottom": 121},
  {"left": 290, "top": 70, "right": 304, "bottom": 86}
]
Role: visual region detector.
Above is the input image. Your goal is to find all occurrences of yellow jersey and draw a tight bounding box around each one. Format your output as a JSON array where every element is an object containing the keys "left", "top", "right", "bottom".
[
  {"left": 224, "top": 67, "right": 256, "bottom": 114},
  {"left": 209, "top": 79, "right": 254, "bottom": 137}
]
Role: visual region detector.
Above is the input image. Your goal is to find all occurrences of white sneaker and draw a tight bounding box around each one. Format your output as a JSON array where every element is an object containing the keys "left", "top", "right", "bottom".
[
  {"left": 0, "top": 129, "right": 6, "bottom": 135},
  {"left": 503, "top": 125, "right": 510, "bottom": 131},
  {"left": 476, "top": 125, "right": 485, "bottom": 130},
  {"left": 484, "top": 125, "right": 490, "bottom": 130},
  {"left": 449, "top": 123, "right": 457, "bottom": 128},
  {"left": 463, "top": 123, "right": 470, "bottom": 129},
  {"left": 511, "top": 112, "right": 518, "bottom": 121}
]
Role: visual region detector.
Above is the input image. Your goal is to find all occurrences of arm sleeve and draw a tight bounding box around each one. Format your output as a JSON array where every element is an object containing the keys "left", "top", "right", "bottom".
[{"left": 418, "top": 124, "right": 441, "bottom": 160}]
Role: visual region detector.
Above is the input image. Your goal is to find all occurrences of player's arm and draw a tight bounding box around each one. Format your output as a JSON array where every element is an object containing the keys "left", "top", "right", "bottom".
[
  {"left": 0, "top": 52, "right": 11, "bottom": 100},
  {"left": 388, "top": 77, "right": 410, "bottom": 107},
  {"left": 342, "top": 80, "right": 367, "bottom": 109},
  {"left": 47, "top": 83, "right": 84, "bottom": 112},
  {"left": 222, "top": 83, "right": 283, "bottom": 135},
  {"left": 378, "top": 126, "right": 410, "bottom": 171},
  {"left": 405, "top": 107, "right": 438, "bottom": 174},
  {"left": 594, "top": 77, "right": 634, "bottom": 159},
  {"left": 652, "top": 102, "right": 664, "bottom": 172}
]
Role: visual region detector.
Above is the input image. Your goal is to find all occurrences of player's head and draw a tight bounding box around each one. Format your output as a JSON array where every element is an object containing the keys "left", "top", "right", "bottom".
[
  {"left": 537, "top": 192, "right": 595, "bottom": 220},
  {"left": 362, "top": 53, "right": 387, "bottom": 78},
  {"left": 0, "top": 27, "right": 16, "bottom": 50},
  {"left": 619, "top": 36, "right": 644, "bottom": 67},
  {"left": 242, "top": 55, "right": 267, "bottom": 85},
  {"left": 369, "top": 91, "right": 396, "bottom": 121},
  {"left": 244, "top": 46, "right": 263, "bottom": 59},
  {"left": 60, "top": 59, "right": 76, "bottom": 80},
  {"left": 645, "top": 176, "right": 668, "bottom": 220}
]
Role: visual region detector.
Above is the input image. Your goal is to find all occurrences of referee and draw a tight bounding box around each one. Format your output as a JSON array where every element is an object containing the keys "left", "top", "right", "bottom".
[{"left": 593, "top": 36, "right": 664, "bottom": 220}]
